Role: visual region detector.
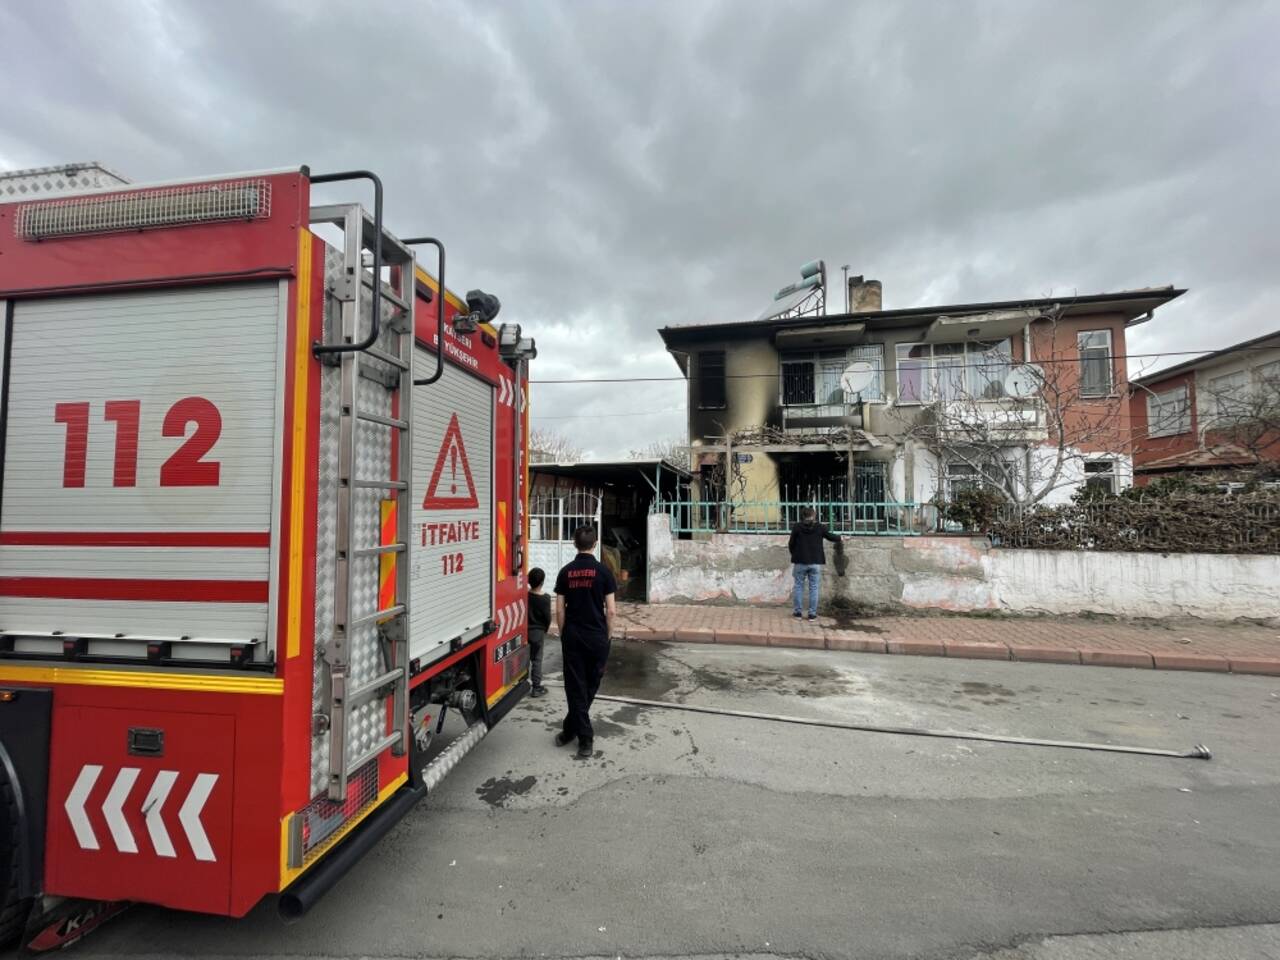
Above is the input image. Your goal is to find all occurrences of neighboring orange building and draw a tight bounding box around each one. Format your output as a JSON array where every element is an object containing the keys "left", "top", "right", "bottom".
[{"left": 1130, "top": 329, "right": 1280, "bottom": 485}]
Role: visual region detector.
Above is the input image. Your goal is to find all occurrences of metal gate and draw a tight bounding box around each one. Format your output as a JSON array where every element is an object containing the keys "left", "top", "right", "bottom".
[{"left": 528, "top": 492, "right": 601, "bottom": 574}]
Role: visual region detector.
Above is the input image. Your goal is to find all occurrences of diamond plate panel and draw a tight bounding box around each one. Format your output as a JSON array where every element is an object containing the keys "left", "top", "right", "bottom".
[
  {"left": 0, "top": 162, "right": 130, "bottom": 198},
  {"left": 310, "top": 241, "right": 407, "bottom": 796}
]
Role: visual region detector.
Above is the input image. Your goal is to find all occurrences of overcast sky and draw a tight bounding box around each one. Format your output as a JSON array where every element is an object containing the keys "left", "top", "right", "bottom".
[{"left": 3, "top": 0, "right": 1277, "bottom": 458}]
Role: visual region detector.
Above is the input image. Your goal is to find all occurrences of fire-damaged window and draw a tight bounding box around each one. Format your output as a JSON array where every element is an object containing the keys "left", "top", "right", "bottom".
[
  {"left": 781, "top": 357, "right": 818, "bottom": 405},
  {"left": 697, "top": 351, "right": 726, "bottom": 409},
  {"left": 781, "top": 346, "right": 884, "bottom": 406}
]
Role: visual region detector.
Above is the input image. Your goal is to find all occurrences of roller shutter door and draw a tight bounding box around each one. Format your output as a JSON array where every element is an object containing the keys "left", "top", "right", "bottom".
[{"left": 409, "top": 348, "right": 493, "bottom": 663}]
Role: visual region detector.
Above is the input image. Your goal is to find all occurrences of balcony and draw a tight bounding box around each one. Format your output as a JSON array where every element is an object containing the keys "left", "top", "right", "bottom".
[
  {"left": 780, "top": 351, "right": 879, "bottom": 437},
  {"left": 781, "top": 400, "right": 865, "bottom": 435},
  {"left": 934, "top": 397, "right": 1048, "bottom": 442}
]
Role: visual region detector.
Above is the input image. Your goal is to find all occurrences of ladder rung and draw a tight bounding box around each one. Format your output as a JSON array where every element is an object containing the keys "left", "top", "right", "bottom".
[
  {"left": 343, "top": 668, "right": 406, "bottom": 710},
  {"left": 351, "top": 478, "right": 408, "bottom": 491},
  {"left": 349, "top": 604, "right": 406, "bottom": 630},
  {"left": 353, "top": 543, "right": 406, "bottom": 558},
  {"left": 361, "top": 274, "right": 411, "bottom": 312},
  {"left": 364, "top": 347, "right": 410, "bottom": 371},
  {"left": 355, "top": 410, "right": 409, "bottom": 430},
  {"left": 346, "top": 731, "right": 403, "bottom": 777}
]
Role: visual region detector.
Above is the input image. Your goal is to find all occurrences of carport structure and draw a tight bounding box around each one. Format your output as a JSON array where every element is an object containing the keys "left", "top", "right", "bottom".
[{"left": 529, "top": 458, "right": 690, "bottom": 600}]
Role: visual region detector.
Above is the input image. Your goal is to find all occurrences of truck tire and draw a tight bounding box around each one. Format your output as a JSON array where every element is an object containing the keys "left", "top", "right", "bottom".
[{"left": 0, "top": 767, "right": 33, "bottom": 947}]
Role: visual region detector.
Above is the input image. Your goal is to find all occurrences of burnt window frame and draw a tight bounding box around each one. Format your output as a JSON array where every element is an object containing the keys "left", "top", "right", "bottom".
[{"left": 697, "top": 350, "right": 727, "bottom": 410}]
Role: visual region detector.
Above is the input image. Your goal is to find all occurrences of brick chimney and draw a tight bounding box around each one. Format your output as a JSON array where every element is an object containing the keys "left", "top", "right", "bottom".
[{"left": 849, "top": 277, "right": 882, "bottom": 312}]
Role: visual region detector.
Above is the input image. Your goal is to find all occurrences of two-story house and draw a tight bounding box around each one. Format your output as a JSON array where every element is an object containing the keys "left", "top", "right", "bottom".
[
  {"left": 659, "top": 279, "right": 1184, "bottom": 517},
  {"left": 1130, "top": 328, "right": 1280, "bottom": 485}
]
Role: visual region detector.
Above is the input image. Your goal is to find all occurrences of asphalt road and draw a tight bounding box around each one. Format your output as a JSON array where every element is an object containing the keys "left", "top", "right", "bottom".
[{"left": 46, "top": 640, "right": 1280, "bottom": 959}]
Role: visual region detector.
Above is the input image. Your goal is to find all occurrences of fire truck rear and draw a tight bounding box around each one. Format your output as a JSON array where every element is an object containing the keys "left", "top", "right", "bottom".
[{"left": 0, "top": 164, "right": 535, "bottom": 949}]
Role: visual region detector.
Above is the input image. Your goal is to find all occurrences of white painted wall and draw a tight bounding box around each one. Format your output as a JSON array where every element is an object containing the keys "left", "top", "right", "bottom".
[
  {"left": 989, "top": 549, "right": 1279, "bottom": 620},
  {"left": 648, "top": 515, "right": 1280, "bottom": 621},
  {"left": 1030, "top": 447, "right": 1133, "bottom": 505}
]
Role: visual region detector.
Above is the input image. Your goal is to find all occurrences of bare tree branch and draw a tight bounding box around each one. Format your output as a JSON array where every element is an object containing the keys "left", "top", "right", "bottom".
[
  {"left": 529, "top": 428, "right": 583, "bottom": 464},
  {"left": 905, "top": 306, "right": 1129, "bottom": 506}
]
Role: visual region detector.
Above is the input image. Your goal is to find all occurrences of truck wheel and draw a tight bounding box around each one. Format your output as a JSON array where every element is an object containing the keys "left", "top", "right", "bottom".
[{"left": 0, "top": 766, "right": 33, "bottom": 947}]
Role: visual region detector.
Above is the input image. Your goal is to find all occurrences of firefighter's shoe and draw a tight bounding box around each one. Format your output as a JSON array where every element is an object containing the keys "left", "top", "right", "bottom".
[
  {"left": 555, "top": 731, "right": 575, "bottom": 747},
  {"left": 576, "top": 739, "right": 594, "bottom": 759},
  {"left": 531, "top": 686, "right": 548, "bottom": 698}
]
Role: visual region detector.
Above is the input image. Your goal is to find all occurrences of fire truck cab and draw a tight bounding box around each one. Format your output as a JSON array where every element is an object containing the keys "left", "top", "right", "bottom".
[{"left": 0, "top": 164, "right": 534, "bottom": 948}]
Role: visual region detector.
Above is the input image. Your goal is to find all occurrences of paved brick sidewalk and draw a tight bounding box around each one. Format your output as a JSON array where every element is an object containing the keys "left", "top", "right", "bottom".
[{"left": 607, "top": 602, "right": 1280, "bottom": 676}]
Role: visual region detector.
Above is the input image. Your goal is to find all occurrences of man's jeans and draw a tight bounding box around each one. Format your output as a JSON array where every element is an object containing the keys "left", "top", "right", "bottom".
[{"left": 793, "top": 563, "right": 822, "bottom": 617}]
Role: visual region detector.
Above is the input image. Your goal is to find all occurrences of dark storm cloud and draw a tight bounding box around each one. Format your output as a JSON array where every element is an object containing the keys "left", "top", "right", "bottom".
[{"left": 3, "top": 0, "right": 1277, "bottom": 455}]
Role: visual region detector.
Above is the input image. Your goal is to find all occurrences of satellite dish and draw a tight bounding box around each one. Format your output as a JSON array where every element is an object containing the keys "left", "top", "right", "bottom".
[
  {"left": 840, "top": 360, "right": 876, "bottom": 396},
  {"left": 1003, "top": 364, "right": 1045, "bottom": 399}
]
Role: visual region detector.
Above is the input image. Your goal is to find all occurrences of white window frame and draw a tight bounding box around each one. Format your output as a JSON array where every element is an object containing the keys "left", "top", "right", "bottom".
[
  {"left": 1078, "top": 329, "right": 1114, "bottom": 398},
  {"left": 943, "top": 457, "right": 1019, "bottom": 500},
  {"left": 1146, "top": 384, "right": 1190, "bottom": 438},
  {"left": 1082, "top": 459, "right": 1118, "bottom": 495},
  {"left": 847, "top": 343, "right": 885, "bottom": 403},
  {"left": 1256, "top": 359, "right": 1280, "bottom": 389},
  {"left": 1208, "top": 369, "right": 1250, "bottom": 419},
  {"left": 894, "top": 339, "right": 1012, "bottom": 405}
]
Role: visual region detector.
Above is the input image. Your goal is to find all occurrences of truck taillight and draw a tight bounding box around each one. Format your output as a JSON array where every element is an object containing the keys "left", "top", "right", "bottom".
[{"left": 14, "top": 177, "right": 271, "bottom": 240}]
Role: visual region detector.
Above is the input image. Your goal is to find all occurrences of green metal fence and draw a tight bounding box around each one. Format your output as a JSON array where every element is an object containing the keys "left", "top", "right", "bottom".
[{"left": 652, "top": 497, "right": 937, "bottom": 536}]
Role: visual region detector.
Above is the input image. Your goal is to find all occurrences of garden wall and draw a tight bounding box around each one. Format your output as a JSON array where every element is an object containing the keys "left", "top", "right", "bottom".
[{"left": 646, "top": 514, "right": 1280, "bottom": 621}]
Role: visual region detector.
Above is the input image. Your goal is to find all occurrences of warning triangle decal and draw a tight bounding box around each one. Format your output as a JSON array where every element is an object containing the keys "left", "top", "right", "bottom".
[{"left": 423, "top": 413, "right": 479, "bottom": 510}]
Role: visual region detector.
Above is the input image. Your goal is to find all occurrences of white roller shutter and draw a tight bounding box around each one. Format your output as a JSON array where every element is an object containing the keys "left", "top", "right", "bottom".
[
  {"left": 0, "top": 283, "right": 282, "bottom": 651},
  {"left": 409, "top": 348, "right": 493, "bottom": 663}
]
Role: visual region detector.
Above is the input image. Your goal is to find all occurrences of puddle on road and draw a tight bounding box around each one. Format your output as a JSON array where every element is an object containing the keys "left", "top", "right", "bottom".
[
  {"left": 956, "top": 681, "right": 1018, "bottom": 704},
  {"left": 475, "top": 774, "right": 538, "bottom": 807},
  {"left": 826, "top": 609, "right": 887, "bottom": 634},
  {"left": 601, "top": 640, "right": 855, "bottom": 700},
  {"left": 737, "top": 664, "right": 852, "bottom": 698},
  {"left": 601, "top": 640, "right": 680, "bottom": 699}
]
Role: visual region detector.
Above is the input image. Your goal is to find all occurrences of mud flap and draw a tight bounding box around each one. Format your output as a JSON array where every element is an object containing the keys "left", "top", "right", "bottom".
[{"left": 22, "top": 898, "right": 130, "bottom": 953}]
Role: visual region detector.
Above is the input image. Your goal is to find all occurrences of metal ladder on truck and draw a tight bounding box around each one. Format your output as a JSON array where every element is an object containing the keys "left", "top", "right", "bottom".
[{"left": 311, "top": 181, "right": 415, "bottom": 802}]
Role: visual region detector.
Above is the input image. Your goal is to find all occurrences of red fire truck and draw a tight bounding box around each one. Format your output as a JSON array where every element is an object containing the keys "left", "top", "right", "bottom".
[{"left": 0, "top": 164, "right": 534, "bottom": 949}]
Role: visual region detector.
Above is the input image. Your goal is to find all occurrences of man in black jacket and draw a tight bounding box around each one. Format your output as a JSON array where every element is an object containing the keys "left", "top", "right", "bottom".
[{"left": 788, "top": 507, "right": 840, "bottom": 621}]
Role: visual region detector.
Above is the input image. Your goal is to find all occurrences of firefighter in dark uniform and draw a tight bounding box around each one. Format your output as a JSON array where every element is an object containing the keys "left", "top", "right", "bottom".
[{"left": 553, "top": 525, "right": 617, "bottom": 759}]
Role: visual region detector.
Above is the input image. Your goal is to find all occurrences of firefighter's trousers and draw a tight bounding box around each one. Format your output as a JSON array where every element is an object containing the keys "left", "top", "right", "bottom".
[{"left": 560, "top": 630, "right": 611, "bottom": 743}]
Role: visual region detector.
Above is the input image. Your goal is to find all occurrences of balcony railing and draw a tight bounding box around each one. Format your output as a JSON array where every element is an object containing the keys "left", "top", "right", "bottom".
[
  {"left": 935, "top": 398, "right": 1047, "bottom": 441},
  {"left": 780, "top": 401, "right": 863, "bottom": 435}
]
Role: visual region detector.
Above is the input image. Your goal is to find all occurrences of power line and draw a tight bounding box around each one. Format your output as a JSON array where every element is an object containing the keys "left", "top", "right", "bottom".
[
  {"left": 529, "top": 344, "right": 1279, "bottom": 384},
  {"left": 531, "top": 409, "right": 683, "bottom": 421}
]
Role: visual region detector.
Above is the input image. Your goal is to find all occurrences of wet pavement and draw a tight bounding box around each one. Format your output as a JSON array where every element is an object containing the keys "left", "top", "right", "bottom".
[{"left": 55, "top": 639, "right": 1280, "bottom": 960}]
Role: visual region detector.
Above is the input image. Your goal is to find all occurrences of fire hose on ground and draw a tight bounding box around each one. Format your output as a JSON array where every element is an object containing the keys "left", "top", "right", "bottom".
[{"left": 552, "top": 686, "right": 1212, "bottom": 761}]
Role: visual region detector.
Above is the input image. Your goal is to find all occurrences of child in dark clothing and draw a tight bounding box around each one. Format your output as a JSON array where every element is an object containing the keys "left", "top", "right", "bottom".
[{"left": 527, "top": 567, "right": 552, "bottom": 697}]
